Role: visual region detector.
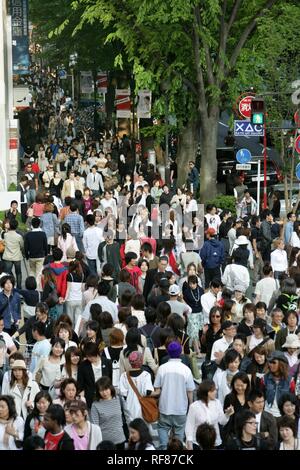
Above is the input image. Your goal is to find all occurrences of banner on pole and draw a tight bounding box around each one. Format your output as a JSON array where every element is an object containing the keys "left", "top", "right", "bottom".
[
  {"left": 115, "top": 89, "right": 131, "bottom": 118},
  {"left": 137, "top": 90, "right": 152, "bottom": 119},
  {"left": 97, "top": 71, "right": 108, "bottom": 94},
  {"left": 80, "top": 71, "right": 93, "bottom": 94},
  {"left": 10, "top": 0, "right": 30, "bottom": 75}
]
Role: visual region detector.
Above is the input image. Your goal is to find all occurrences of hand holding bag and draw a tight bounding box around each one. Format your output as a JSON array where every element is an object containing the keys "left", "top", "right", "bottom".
[{"left": 126, "top": 373, "right": 159, "bottom": 423}]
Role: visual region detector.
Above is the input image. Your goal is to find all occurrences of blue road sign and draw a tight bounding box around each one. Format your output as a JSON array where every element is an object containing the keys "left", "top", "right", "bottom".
[
  {"left": 236, "top": 148, "right": 252, "bottom": 164},
  {"left": 296, "top": 163, "right": 300, "bottom": 180},
  {"left": 234, "top": 120, "right": 264, "bottom": 137},
  {"left": 59, "top": 69, "right": 67, "bottom": 79}
]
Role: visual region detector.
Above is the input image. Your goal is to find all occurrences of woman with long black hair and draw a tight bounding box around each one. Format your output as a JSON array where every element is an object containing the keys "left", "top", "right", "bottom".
[
  {"left": 24, "top": 391, "right": 52, "bottom": 440},
  {"left": 127, "top": 418, "right": 155, "bottom": 450}
]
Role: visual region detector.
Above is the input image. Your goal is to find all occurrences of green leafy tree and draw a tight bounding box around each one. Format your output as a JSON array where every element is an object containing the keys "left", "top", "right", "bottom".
[
  {"left": 228, "top": 2, "right": 300, "bottom": 213},
  {"left": 70, "top": 0, "right": 281, "bottom": 200}
]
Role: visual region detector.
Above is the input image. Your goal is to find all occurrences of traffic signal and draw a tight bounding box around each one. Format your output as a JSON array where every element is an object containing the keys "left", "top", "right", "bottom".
[{"left": 251, "top": 98, "right": 265, "bottom": 124}]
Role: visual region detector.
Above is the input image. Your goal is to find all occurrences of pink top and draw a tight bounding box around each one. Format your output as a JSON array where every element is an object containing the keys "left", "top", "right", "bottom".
[
  {"left": 31, "top": 203, "right": 44, "bottom": 217},
  {"left": 69, "top": 425, "right": 89, "bottom": 450}
]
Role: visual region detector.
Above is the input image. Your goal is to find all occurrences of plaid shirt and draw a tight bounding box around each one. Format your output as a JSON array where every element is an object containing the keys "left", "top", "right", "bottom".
[{"left": 64, "top": 213, "right": 84, "bottom": 237}]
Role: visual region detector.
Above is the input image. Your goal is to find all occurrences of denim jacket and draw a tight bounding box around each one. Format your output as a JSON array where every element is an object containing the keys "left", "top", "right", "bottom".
[
  {"left": 263, "top": 372, "right": 291, "bottom": 406},
  {"left": 0, "top": 290, "right": 21, "bottom": 328}
]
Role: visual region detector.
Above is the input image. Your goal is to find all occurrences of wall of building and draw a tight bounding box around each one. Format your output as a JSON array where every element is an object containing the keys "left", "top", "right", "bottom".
[{"left": 0, "top": 2, "right": 14, "bottom": 190}]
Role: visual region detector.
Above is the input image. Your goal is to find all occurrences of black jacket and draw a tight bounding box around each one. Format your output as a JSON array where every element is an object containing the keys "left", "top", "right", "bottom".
[
  {"left": 143, "top": 268, "right": 165, "bottom": 302},
  {"left": 259, "top": 411, "right": 278, "bottom": 448},
  {"left": 24, "top": 230, "right": 48, "bottom": 259},
  {"left": 98, "top": 242, "right": 121, "bottom": 273},
  {"left": 17, "top": 316, "right": 54, "bottom": 344},
  {"left": 77, "top": 358, "right": 112, "bottom": 408}
]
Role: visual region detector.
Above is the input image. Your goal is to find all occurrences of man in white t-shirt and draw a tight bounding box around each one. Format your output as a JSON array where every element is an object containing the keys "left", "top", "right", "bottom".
[
  {"left": 201, "top": 280, "right": 222, "bottom": 324},
  {"left": 254, "top": 264, "right": 277, "bottom": 308},
  {"left": 210, "top": 321, "right": 236, "bottom": 361},
  {"left": 205, "top": 204, "right": 221, "bottom": 234}
]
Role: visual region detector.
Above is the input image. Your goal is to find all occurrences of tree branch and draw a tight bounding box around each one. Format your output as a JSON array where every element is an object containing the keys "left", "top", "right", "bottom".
[
  {"left": 227, "top": 0, "right": 242, "bottom": 33},
  {"left": 216, "top": 0, "right": 228, "bottom": 88},
  {"left": 194, "top": 5, "right": 215, "bottom": 88},
  {"left": 192, "top": 10, "right": 208, "bottom": 117},
  {"left": 227, "top": 0, "right": 278, "bottom": 71},
  {"left": 162, "top": 60, "right": 198, "bottom": 97}
]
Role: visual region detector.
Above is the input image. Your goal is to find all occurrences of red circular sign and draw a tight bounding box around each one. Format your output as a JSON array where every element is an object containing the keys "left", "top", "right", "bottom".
[
  {"left": 294, "top": 111, "right": 300, "bottom": 127},
  {"left": 295, "top": 135, "right": 300, "bottom": 154},
  {"left": 239, "top": 95, "right": 253, "bottom": 119}
]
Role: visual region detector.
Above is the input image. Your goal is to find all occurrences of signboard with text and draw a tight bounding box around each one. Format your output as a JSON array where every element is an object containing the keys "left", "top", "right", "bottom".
[
  {"left": 238, "top": 95, "right": 253, "bottom": 119},
  {"left": 115, "top": 89, "right": 131, "bottom": 118},
  {"left": 9, "top": 0, "right": 30, "bottom": 75},
  {"left": 234, "top": 120, "right": 264, "bottom": 137}
]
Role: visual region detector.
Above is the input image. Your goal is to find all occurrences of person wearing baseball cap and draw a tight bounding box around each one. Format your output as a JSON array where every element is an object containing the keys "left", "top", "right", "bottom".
[
  {"left": 200, "top": 222, "right": 224, "bottom": 289},
  {"left": 262, "top": 351, "right": 295, "bottom": 418},
  {"left": 166, "top": 285, "right": 192, "bottom": 319}
]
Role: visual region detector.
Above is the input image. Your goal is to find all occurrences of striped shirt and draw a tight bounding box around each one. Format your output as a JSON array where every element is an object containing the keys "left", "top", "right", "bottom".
[{"left": 90, "top": 398, "right": 126, "bottom": 444}]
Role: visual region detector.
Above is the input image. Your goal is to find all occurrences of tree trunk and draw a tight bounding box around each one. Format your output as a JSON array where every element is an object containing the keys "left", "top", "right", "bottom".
[
  {"left": 199, "top": 115, "right": 219, "bottom": 202},
  {"left": 177, "top": 119, "right": 199, "bottom": 187}
]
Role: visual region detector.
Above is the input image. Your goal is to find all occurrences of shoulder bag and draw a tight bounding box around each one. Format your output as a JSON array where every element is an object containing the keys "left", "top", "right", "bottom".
[{"left": 126, "top": 372, "right": 159, "bottom": 423}]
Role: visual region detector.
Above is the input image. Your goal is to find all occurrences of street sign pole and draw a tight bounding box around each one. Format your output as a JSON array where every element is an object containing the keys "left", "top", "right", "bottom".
[
  {"left": 257, "top": 159, "right": 261, "bottom": 216},
  {"left": 263, "top": 116, "right": 267, "bottom": 209}
]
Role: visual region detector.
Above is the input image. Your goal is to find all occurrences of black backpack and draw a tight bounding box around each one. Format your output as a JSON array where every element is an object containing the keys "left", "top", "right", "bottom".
[{"left": 140, "top": 325, "right": 159, "bottom": 355}]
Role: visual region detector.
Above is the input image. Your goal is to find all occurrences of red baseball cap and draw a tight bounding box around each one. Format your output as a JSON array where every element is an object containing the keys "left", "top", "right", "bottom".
[{"left": 205, "top": 228, "right": 216, "bottom": 236}]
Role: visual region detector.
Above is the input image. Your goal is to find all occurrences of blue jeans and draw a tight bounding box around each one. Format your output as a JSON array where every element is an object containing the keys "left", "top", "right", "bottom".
[
  {"left": 3, "top": 260, "right": 22, "bottom": 289},
  {"left": 86, "top": 258, "right": 97, "bottom": 276},
  {"left": 74, "top": 235, "right": 84, "bottom": 253},
  {"left": 157, "top": 413, "right": 186, "bottom": 450}
]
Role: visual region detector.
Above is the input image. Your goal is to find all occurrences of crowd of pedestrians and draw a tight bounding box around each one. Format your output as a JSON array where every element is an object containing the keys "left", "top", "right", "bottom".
[{"left": 0, "top": 68, "right": 300, "bottom": 452}]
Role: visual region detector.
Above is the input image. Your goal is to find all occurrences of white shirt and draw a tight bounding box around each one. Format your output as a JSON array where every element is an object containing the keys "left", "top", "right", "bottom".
[
  {"left": 82, "top": 296, "right": 118, "bottom": 323},
  {"left": 83, "top": 226, "right": 104, "bottom": 260},
  {"left": 92, "top": 360, "right": 103, "bottom": 382},
  {"left": 221, "top": 263, "right": 250, "bottom": 291},
  {"left": 255, "top": 412, "right": 262, "bottom": 432},
  {"left": 124, "top": 239, "right": 141, "bottom": 258},
  {"left": 205, "top": 213, "right": 221, "bottom": 233},
  {"left": 270, "top": 249, "right": 288, "bottom": 272},
  {"left": 210, "top": 336, "right": 233, "bottom": 361},
  {"left": 186, "top": 199, "right": 198, "bottom": 213},
  {"left": 100, "top": 198, "right": 117, "bottom": 218},
  {"left": 154, "top": 359, "right": 195, "bottom": 415},
  {"left": 254, "top": 277, "right": 277, "bottom": 307},
  {"left": 248, "top": 335, "right": 264, "bottom": 352},
  {"left": 213, "top": 368, "right": 239, "bottom": 406},
  {"left": 0, "top": 417, "right": 24, "bottom": 450},
  {"left": 68, "top": 180, "right": 75, "bottom": 198},
  {"left": 185, "top": 399, "right": 229, "bottom": 446},
  {"left": 201, "top": 291, "right": 220, "bottom": 324},
  {"left": 134, "top": 180, "right": 148, "bottom": 190},
  {"left": 290, "top": 232, "right": 300, "bottom": 248}
]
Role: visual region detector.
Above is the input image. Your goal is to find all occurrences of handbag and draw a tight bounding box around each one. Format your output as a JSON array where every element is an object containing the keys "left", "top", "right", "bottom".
[
  {"left": 189, "top": 351, "right": 201, "bottom": 380},
  {"left": 0, "top": 239, "right": 5, "bottom": 254},
  {"left": 52, "top": 214, "right": 59, "bottom": 245},
  {"left": 35, "top": 369, "right": 43, "bottom": 384},
  {"left": 45, "top": 283, "right": 59, "bottom": 308},
  {"left": 126, "top": 373, "right": 159, "bottom": 423},
  {"left": 103, "top": 347, "right": 120, "bottom": 388}
]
